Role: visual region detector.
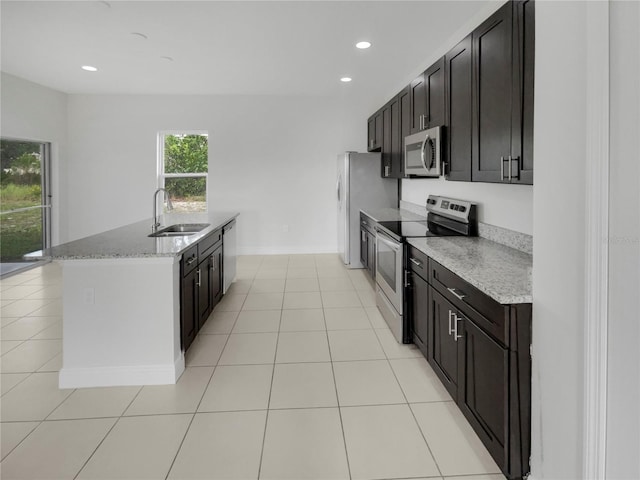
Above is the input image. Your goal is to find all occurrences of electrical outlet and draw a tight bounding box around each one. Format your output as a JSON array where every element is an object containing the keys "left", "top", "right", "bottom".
[{"left": 83, "top": 288, "right": 95, "bottom": 305}]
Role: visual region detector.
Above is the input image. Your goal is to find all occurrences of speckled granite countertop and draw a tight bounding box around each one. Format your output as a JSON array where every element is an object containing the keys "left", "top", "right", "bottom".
[
  {"left": 37, "top": 212, "right": 239, "bottom": 260},
  {"left": 407, "top": 237, "right": 532, "bottom": 304},
  {"left": 360, "top": 207, "right": 426, "bottom": 222}
]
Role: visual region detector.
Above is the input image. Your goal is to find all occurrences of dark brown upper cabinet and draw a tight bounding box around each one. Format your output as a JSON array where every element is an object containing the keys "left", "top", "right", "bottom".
[
  {"left": 444, "top": 35, "right": 473, "bottom": 182},
  {"left": 424, "top": 57, "right": 446, "bottom": 129},
  {"left": 472, "top": 0, "right": 534, "bottom": 184},
  {"left": 408, "top": 58, "right": 446, "bottom": 136},
  {"left": 409, "top": 74, "right": 427, "bottom": 134},
  {"left": 367, "top": 109, "right": 383, "bottom": 152},
  {"left": 381, "top": 95, "right": 403, "bottom": 178}
]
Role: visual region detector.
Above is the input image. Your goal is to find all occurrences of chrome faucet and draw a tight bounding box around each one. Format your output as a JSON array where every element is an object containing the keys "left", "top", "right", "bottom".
[{"left": 152, "top": 188, "right": 173, "bottom": 231}]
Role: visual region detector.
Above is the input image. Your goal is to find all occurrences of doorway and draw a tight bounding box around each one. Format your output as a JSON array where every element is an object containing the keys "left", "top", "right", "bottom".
[{"left": 0, "top": 139, "right": 51, "bottom": 276}]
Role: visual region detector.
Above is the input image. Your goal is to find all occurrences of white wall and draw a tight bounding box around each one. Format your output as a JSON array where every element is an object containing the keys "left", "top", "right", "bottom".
[
  {"left": 0, "top": 72, "right": 68, "bottom": 244},
  {"left": 531, "top": 2, "right": 587, "bottom": 478},
  {"left": 66, "top": 94, "right": 349, "bottom": 254},
  {"left": 402, "top": 179, "right": 533, "bottom": 234},
  {"left": 606, "top": 1, "right": 640, "bottom": 478}
]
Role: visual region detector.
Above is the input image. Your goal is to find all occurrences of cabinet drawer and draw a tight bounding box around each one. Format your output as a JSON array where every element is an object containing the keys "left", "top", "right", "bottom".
[
  {"left": 429, "top": 259, "right": 508, "bottom": 345},
  {"left": 198, "top": 229, "right": 222, "bottom": 262},
  {"left": 407, "top": 246, "right": 429, "bottom": 280},
  {"left": 360, "top": 212, "right": 376, "bottom": 234},
  {"left": 182, "top": 245, "right": 198, "bottom": 277}
]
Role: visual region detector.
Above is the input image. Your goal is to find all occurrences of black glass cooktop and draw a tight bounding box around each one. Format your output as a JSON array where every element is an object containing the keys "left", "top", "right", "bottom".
[{"left": 376, "top": 220, "right": 465, "bottom": 242}]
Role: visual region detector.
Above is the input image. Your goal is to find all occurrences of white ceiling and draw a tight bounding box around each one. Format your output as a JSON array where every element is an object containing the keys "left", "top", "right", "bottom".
[{"left": 1, "top": 1, "right": 492, "bottom": 97}]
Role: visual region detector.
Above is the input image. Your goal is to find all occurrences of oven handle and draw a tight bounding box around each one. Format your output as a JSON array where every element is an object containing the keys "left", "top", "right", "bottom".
[{"left": 376, "top": 230, "right": 402, "bottom": 251}]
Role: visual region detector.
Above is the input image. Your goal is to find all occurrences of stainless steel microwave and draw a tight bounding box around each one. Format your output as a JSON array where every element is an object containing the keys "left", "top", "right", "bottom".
[{"left": 404, "top": 126, "right": 442, "bottom": 177}]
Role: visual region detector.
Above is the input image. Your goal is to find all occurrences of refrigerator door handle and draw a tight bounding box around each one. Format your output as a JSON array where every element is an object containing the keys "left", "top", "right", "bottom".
[{"left": 336, "top": 177, "right": 341, "bottom": 203}]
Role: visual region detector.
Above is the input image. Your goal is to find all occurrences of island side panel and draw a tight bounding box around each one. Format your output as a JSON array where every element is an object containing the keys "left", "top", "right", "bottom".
[{"left": 59, "top": 256, "right": 184, "bottom": 388}]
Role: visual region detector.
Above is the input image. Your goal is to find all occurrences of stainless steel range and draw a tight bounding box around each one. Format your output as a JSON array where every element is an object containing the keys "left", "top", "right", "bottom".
[{"left": 375, "top": 195, "right": 477, "bottom": 343}]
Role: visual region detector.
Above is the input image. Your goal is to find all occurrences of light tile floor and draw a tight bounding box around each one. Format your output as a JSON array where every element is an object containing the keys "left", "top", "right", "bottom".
[{"left": 0, "top": 255, "right": 505, "bottom": 480}]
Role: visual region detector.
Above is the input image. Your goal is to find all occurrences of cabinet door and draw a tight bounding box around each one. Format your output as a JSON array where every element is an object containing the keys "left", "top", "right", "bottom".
[
  {"left": 472, "top": 1, "right": 514, "bottom": 183},
  {"left": 367, "top": 116, "right": 376, "bottom": 152},
  {"left": 459, "top": 317, "right": 509, "bottom": 470},
  {"left": 360, "top": 227, "right": 368, "bottom": 269},
  {"left": 210, "top": 246, "right": 223, "bottom": 307},
  {"left": 410, "top": 271, "right": 429, "bottom": 358},
  {"left": 428, "top": 287, "right": 459, "bottom": 400},
  {"left": 389, "top": 96, "right": 403, "bottom": 178},
  {"left": 399, "top": 87, "right": 411, "bottom": 174},
  {"left": 181, "top": 268, "right": 198, "bottom": 351},
  {"left": 511, "top": 0, "right": 534, "bottom": 185},
  {"left": 197, "top": 262, "right": 211, "bottom": 329},
  {"left": 381, "top": 102, "right": 392, "bottom": 177},
  {"left": 425, "top": 57, "right": 445, "bottom": 128},
  {"left": 367, "top": 110, "right": 383, "bottom": 151},
  {"left": 366, "top": 230, "right": 376, "bottom": 278},
  {"left": 410, "top": 73, "right": 427, "bottom": 134},
  {"left": 444, "top": 35, "right": 473, "bottom": 182}
]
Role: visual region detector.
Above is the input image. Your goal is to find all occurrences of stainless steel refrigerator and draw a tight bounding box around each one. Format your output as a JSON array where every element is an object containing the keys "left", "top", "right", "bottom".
[{"left": 337, "top": 152, "right": 398, "bottom": 268}]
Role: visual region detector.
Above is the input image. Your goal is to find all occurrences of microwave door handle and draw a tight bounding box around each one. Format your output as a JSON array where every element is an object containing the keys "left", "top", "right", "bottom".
[{"left": 420, "top": 136, "right": 430, "bottom": 172}]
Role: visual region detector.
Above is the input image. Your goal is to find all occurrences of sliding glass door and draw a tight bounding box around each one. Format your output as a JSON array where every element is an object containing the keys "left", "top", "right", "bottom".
[{"left": 0, "top": 139, "right": 51, "bottom": 275}]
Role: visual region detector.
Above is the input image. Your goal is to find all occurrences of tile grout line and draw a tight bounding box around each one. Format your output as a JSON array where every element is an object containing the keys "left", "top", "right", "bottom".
[
  {"left": 324, "top": 305, "right": 354, "bottom": 480},
  {"left": 163, "top": 362, "right": 219, "bottom": 480},
  {"left": 256, "top": 265, "right": 284, "bottom": 480}
]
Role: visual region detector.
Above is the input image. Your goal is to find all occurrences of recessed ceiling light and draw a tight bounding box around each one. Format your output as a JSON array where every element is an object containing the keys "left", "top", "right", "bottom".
[
  {"left": 340, "top": 77, "right": 352, "bottom": 83},
  {"left": 81, "top": 65, "right": 98, "bottom": 72},
  {"left": 356, "top": 41, "right": 371, "bottom": 49}
]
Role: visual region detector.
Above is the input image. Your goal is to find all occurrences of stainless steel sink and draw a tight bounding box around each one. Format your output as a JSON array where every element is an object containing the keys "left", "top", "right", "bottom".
[{"left": 148, "top": 223, "right": 210, "bottom": 237}]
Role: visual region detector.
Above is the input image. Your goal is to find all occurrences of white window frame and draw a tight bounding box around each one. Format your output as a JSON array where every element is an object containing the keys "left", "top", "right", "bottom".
[{"left": 157, "top": 131, "right": 209, "bottom": 212}]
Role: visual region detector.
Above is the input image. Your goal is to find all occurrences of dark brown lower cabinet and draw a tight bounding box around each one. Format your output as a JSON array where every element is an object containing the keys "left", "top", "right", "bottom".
[
  {"left": 210, "top": 245, "right": 223, "bottom": 306},
  {"left": 181, "top": 268, "right": 199, "bottom": 351},
  {"left": 409, "top": 271, "right": 429, "bottom": 358},
  {"left": 408, "top": 247, "right": 531, "bottom": 480},
  {"left": 459, "top": 316, "right": 509, "bottom": 466},
  {"left": 429, "top": 287, "right": 459, "bottom": 401},
  {"left": 181, "top": 232, "right": 224, "bottom": 352}
]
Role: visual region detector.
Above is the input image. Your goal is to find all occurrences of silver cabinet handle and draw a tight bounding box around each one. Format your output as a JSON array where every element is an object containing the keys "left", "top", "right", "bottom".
[
  {"left": 186, "top": 256, "right": 196, "bottom": 266},
  {"left": 508, "top": 154, "right": 513, "bottom": 181},
  {"left": 447, "top": 287, "right": 466, "bottom": 301},
  {"left": 210, "top": 254, "right": 215, "bottom": 271},
  {"left": 409, "top": 258, "right": 422, "bottom": 268},
  {"left": 448, "top": 310, "right": 454, "bottom": 336},
  {"left": 404, "top": 270, "right": 410, "bottom": 288},
  {"left": 196, "top": 268, "right": 201, "bottom": 287},
  {"left": 419, "top": 115, "right": 423, "bottom": 130},
  {"left": 453, "top": 313, "right": 463, "bottom": 341},
  {"left": 500, "top": 156, "right": 506, "bottom": 181},
  {"left": 336, "top": 178, "right": 341, "bottom": 202}
]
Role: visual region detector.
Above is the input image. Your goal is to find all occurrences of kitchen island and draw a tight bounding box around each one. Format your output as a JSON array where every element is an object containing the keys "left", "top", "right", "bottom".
[{"left": 37, "top": 211, "right": 239, "bottom": 389}]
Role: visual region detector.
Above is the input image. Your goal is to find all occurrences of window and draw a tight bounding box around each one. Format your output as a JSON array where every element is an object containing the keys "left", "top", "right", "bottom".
[
  {"left": 158, "top": 132, "right": 208, "bottom": 212},
  {"left": 0, "top": 138, "right": 51, "bottom": 274}
]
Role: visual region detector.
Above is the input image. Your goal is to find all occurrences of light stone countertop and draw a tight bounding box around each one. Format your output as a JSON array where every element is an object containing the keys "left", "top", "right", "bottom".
[
  {"left": 360, "top": 207, "right": 427, "bottom": 222},
  {"left": 37, "top": 211, "right": 239, "bottom": 260},
  {"left": 407, "top": 236, "right": 532, "bottom": 304}
]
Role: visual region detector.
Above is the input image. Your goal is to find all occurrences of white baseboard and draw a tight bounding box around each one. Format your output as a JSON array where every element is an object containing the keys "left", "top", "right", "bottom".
[
  {"left": 237, "top": 246, "right": 338, "bottom": 256},
  {"left": 59, "top": 355, "right": 185, "bottom": 388}
]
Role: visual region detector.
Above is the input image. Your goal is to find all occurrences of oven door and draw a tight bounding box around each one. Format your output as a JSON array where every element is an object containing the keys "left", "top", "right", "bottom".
[{"left": 375, "top": 230, "right": 403, "bottom": 314}]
